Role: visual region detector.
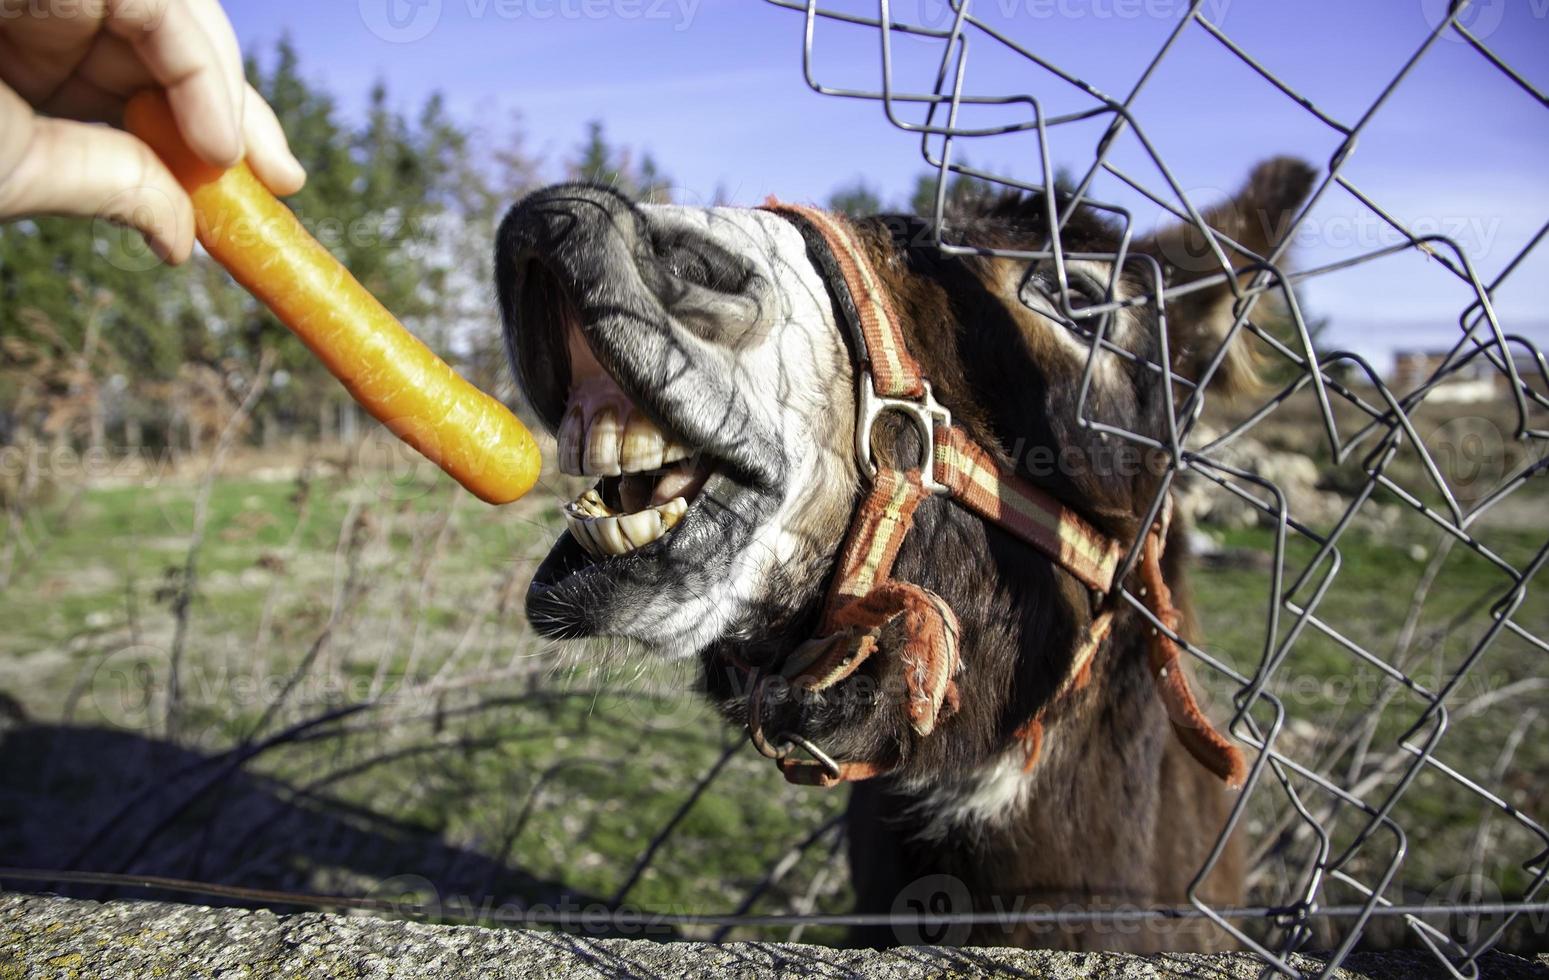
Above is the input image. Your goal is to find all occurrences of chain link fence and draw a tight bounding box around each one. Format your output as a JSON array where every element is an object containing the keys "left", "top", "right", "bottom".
[
  {"left": 754, "top": 0, "right": 1547, "bottom": 974},
  {"left": 1, "top": 3, "right": 1545, "bottom": 978}
]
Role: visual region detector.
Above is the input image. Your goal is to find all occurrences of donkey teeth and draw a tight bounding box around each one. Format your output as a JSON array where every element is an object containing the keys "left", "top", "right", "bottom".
[
  {"left": 661, "top": 440, "right": 694, "bottom": 466},
  {"left": 593, "top": 516, "right": 629, "bottom": 555},
  {"left": 566, "top": 490, "right": 608, "bottom": 519},
  {"left": 618, "top": 510, "right": 662, "bottom": 549},
  {"left": 564, "top": 513, "right": 600, "bottom": 556},
  {"left": 559, "top": 401, "right": 694, "bottom": 477},
  {"left": 620, "top": 412, "right": 666, "bottom": 473},
  {"left": 658, "top": 496, "right": 687, "bottom": 528},
  {"left": 563, "top": 496, "right": 689, "bottom": 559},
  {"left": 583, "top": 407, "right": 622, "bottom": 476},
  {"left": 558, "top": 404, "right": 585, "bottom": 476}
]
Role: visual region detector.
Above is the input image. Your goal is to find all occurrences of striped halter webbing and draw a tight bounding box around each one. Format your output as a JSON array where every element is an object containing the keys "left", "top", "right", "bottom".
[{"left": 743, "top": 200, "right": 1244, "bottom": 791}]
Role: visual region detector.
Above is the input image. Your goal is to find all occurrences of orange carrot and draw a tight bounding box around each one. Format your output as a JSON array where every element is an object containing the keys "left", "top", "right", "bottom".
[{"left": 124, "top": 89, "right": 540, "bottom": 505}]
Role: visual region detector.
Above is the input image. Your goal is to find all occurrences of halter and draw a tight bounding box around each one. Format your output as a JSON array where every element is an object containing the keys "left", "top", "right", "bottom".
[{"left": 744, "top": 200, "right": 1245, "bottom": 791}]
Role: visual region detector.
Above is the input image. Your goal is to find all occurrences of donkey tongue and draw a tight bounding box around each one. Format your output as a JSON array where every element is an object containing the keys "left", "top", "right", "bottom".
[
  {"left": 614, "top": 460, "right": 710, "bottom": 514},
  {"left": 652, "top": 460, "right": 711, "bottom": 506},
  {"left": 619, "top": 475, "right": 655, "bottom": 513}
]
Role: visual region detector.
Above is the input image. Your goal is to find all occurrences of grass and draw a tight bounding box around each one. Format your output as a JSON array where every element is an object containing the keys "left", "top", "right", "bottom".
[
  {"left": 0, "top": 441, "right": 1543, "bottom": 951},
  {"left": 1189, "top": 511, "right": 1547, "bottom": 932},
  {"left": 0, "top": 455, "right": 849, "bottom": 943}
]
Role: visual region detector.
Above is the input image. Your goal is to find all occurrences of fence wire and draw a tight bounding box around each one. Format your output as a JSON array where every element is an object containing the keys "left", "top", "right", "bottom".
[
  {"left": 752, "top": 0, "right": 1548, "bottom": 975},
  {"left": 2, "top": 4, "right": 1545, "bottom": 979}
]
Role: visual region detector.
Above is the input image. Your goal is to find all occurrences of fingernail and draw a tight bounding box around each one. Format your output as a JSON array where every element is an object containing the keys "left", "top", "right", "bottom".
[
  {"left": 279, "top": 154, "right": 307, "bottom": 193},
  {"left": 226, "top": 92, "right": 246, "bottom": 164},
  {"left": 214, "top": 112, "right": 243, "bottom": 166}
]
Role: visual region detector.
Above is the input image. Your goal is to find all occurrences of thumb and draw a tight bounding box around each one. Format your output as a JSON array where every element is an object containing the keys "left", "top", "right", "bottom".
[{"left": 0, "top": 92, "right": 195, "bottom": 265}]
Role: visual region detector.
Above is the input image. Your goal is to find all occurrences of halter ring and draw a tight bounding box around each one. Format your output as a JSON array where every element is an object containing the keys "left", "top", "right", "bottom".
[{"left": 855, "top": 374, "right": 952, "bottom": 495}]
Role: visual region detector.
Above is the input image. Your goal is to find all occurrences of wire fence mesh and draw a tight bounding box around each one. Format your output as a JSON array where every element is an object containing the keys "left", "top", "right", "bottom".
[
  {"left": 0, "top": 3, "right": 1545, "bottom": 979},
  {"left": 749, "top": 0, "right": 1547, "bottom": 974}
]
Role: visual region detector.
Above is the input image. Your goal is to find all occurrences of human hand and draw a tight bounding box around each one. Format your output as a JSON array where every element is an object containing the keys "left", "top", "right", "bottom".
[{"left": 0, "top": 0, "right": 306, "bottom": 264}]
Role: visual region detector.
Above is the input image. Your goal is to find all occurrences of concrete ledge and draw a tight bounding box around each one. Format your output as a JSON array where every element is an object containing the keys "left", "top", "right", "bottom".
[{"left": 3, "top": 892, "right": 1547, "bottom": 979}]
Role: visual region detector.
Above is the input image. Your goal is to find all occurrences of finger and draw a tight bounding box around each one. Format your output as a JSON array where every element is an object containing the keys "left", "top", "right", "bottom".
[
  {"left": 241, "top": 83, "right": 305, "bottom": 196},
  {"left": 0, "top": 81, "right": 32, "bottom": 193},
  {"left": 0, "top": 96, "right": 195, "bottom": 264},
  {"left": 37, "top": 73, "right": 125, "bottom": 127},
  {"left": 106, "top": 0, "right": 243, "bottom": 167},
  {"left": 182, "top": 0, "right": 249, "bottom": 150},
  {"left": 41, "top": 32, "right": 153, "bottom": 122},
  {"left": 0, "top": 11, "right": 98, "bottom": 104}
]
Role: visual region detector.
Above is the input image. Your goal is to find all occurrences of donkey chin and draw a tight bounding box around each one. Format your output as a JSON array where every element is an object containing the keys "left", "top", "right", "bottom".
[{"left": 497, "top": 161, "right": 1316, "bottom": 953}]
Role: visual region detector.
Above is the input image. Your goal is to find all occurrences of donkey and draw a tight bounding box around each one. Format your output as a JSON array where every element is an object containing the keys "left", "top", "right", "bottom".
[{"left": 496, "top": 156, "right": 1315, "bottom": 952}]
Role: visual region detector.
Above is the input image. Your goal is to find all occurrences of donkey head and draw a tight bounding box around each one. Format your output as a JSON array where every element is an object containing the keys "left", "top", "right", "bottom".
[{"left": 497, "top": 158, "right": 1315, "bottom": 782}]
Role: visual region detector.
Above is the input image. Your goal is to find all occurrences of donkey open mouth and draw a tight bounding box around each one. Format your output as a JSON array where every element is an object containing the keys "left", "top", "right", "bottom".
[{"left": 497, "top": 184, "right": 857, "bottom": 651}]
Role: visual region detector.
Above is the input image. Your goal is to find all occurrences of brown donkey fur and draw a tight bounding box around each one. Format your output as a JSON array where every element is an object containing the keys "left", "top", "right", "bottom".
[{"left": 704, "top": 160, "right": 1315, "bottom": 951}]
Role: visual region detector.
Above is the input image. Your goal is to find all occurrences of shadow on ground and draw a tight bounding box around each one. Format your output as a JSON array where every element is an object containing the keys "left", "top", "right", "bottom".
[{"left": 0, "top": 719, "right": 646, "bottom": 934}]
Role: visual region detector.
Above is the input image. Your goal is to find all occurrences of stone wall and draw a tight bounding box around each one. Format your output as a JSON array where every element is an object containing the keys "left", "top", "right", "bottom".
[{"left": 3, "top": 892, "right": 1546, "bottom": 979}]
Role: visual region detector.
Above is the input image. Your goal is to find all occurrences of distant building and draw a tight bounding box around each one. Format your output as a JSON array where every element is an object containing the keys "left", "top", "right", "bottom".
[
  {"left": 1391, "top": 346, "right": 1544, "bottom": 403},
  {"left": 1500, "top": 351, "right": 1548, "bottom": 398}
]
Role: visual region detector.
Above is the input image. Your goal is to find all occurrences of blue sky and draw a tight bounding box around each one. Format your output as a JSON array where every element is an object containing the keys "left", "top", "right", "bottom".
[{"left": 226, "top": 0, "right": 1548, "bottom": 367}]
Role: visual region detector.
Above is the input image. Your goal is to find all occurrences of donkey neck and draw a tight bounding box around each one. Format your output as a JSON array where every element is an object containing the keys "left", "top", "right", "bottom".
[
  {"left": 843, "top": 609, "right": 1205, "bottom": 952},
  {"left": 896, "top": 587, "right": 1174, "bottom": 853},
  {"left": 847, "top": 514, "right": 1239, "bottom": 948}
]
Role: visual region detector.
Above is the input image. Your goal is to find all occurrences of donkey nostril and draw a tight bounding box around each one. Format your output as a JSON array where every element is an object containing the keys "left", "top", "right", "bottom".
[
  {"left": 647, "top": 226, "right": 754, "bottom": 297},
  {"left": 665, "top": 248, "right": 713, "bottom": 287},
  {"left": 663, "top": 245, "right": 722, "bottom": 292}
]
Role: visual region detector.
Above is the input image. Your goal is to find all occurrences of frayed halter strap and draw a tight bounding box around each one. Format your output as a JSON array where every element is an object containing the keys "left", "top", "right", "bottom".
[{"left": 739, "top": 199, "right": 1244, "bottom": 791}]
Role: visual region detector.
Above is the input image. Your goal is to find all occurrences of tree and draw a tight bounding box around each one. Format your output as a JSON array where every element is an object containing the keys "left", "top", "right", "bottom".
[
  {"left": 909, "top": 166, "right": 996, "bottom": 221},
  {"left": 637, "top": 154, "right": 670, "bottom": 205},
  {"left": 567, "top": 120, "right": 672, "bottom": 203},
  {"left": 573, "top": 120, "right": 621, "bottom": 188},
  {"left": 0, "top": 184, "right": 183, "bottom": 452},
  {"left": 828, "top": 180, "right": 884, "bottom": 217},
  {"left": 232, "top": 38, "right": 362, "bottom": 438},
  {"left": 240, "top": 39, "right": 474, "bottom": 439},
  {"left": 434, "top": 111, "right": 545, "bottom": 401}
]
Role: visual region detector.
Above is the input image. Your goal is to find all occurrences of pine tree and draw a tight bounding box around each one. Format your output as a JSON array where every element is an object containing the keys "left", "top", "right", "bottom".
[
  {"left": 829, "top": 180, "right": 884, "bottom": 217},
  {"left": 573, "top": 120, "right": 623, "bottom": 189},
  {"left": 568, "top": 120, "right": 671, "bottom": 203}
]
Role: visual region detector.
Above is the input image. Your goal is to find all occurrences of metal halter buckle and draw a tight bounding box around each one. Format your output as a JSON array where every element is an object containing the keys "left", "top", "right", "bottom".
[
  {"left": 745, "top": 670, "right": 844, "bottom": 784},
  {"left": 855, "top": 374, "right": 952, "bottom": 495}
]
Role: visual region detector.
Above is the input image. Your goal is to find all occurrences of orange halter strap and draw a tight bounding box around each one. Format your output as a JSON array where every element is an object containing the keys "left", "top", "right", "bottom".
[{"left": 747, "top": 200, "right": 1244, "bottom": 791}]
